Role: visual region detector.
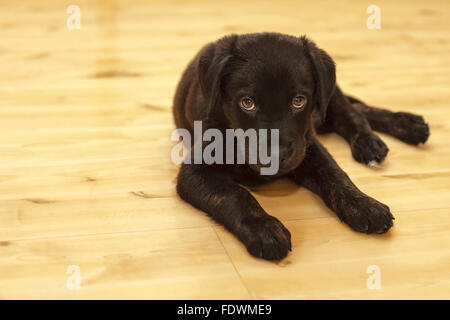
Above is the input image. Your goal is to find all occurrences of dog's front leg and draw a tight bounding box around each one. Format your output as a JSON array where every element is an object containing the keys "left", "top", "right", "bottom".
[
  {"left": 177, "top": 163, "right": 291, "bottom": 260},
  {"left": 289, "top": 137, "right": 394, "bottom": 234}
]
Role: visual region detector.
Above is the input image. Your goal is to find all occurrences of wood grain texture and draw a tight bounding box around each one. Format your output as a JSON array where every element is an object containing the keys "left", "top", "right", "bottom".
[{"left": 0, "top": 0, "right": 449, "bottom": 299}]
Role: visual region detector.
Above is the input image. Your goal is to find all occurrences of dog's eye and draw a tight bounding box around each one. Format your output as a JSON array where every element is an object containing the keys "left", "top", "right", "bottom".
[
  {"left": 292, "top": 95, "right": 307, "bottom": 109},
  {"left": 240, "top": 97, "right": 256, "bottom": 111}
]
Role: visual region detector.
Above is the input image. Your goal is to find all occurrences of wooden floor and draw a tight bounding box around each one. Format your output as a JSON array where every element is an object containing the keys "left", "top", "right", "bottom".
[{"left": 0, "top": 0, "right": 449, "bottom": 299}]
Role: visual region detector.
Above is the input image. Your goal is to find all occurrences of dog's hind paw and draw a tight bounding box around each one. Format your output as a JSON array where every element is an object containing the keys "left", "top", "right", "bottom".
[
  {"left": 350, "top": 133, "right": 389, "bottom": 166},
  {"left": 367, "top": 160, "right": 381, "bottom": 169},
  {"left": 390, "top": 112, "right": 430, "bottom": 145}
]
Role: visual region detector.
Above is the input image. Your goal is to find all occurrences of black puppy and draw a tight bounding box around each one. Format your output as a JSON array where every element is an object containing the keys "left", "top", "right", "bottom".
[{"left": 172, "top": 33, "right": 429, "bottom": 261}]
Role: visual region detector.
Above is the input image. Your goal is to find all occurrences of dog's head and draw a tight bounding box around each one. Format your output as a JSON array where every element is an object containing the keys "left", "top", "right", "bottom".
[{"left": 197, "top": 33, "right": 336, "bottom": 175}]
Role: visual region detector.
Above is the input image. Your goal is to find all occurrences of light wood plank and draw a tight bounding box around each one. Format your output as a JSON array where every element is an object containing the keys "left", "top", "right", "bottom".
[
  {"left": 214, "top": 208, "right": 450, "bottom": 299},
  {"left": 0, "top": 227, "right": 251, "bottom": 299}
]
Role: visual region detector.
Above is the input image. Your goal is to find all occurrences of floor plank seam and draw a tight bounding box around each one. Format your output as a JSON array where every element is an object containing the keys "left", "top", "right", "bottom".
[{"left": 212, "top": 226, "right": 255, "bottom": 300}]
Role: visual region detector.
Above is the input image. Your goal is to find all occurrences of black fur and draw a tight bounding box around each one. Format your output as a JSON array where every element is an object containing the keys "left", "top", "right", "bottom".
[{"left": 172, "top": 32, "right": 430, "bottom": 261}]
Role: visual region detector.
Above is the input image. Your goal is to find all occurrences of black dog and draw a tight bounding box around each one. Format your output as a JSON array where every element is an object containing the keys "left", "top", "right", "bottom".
[{"left": 172, "top": 33, "right": 429, "bottom": 261}]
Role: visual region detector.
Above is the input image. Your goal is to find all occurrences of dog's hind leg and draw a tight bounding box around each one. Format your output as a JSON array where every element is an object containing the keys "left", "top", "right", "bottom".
[
  {"left": 321, "top": 86, "right": 389, "bottom": 165},
  {"left": 346, "top": 96, "right": 430, "bottom": 145}
]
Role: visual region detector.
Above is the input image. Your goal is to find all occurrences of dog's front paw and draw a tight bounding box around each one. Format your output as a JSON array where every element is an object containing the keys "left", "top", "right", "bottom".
[
  {"left": 240, "top": 215, "right": 291, "bottom": 261},
  {"left": 391, "top": 112, "right": 430, "bottom": 145},
  {"left": 350, "top": 133, "right": 389, "bottom": 166},
  {"left": 339, "top": 195, "right": 394, "bottom": 234}
]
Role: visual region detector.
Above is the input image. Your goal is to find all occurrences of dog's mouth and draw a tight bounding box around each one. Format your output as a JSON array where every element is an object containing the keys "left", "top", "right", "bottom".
[
  {"left": 249, "top": 149, "right": 305, "bottom": 177},
  {"left": 250, "top": 165, "right": 295, "bottom": 177}
]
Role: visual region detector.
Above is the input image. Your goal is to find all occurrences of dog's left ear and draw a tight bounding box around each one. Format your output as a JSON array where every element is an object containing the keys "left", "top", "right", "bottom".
[{"left": 301, "top": 37, "right": 336, "bottom": 119}]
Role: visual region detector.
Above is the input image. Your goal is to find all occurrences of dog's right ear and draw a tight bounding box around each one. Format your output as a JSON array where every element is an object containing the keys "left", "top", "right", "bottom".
[{"left": 197, "top": 35, "right": 237, "bottom": 123}]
